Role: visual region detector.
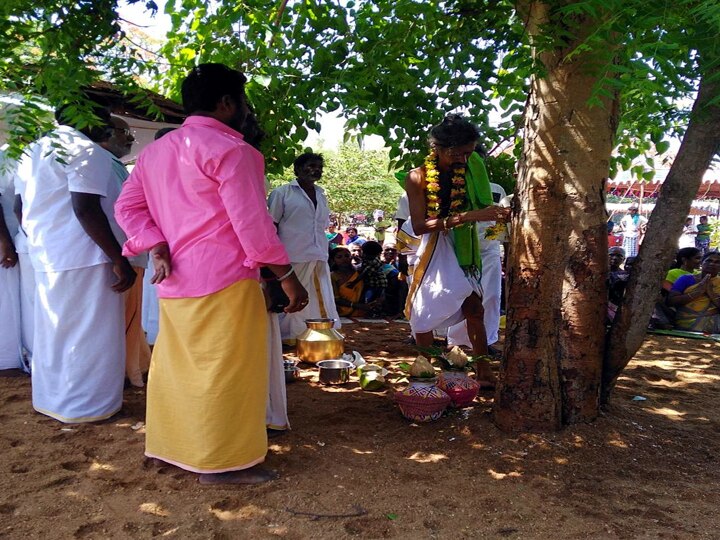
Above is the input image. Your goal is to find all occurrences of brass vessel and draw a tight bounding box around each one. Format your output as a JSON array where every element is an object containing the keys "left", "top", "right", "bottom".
[{"left": 296, "top": 318, "right": 344, "bottom": 364}]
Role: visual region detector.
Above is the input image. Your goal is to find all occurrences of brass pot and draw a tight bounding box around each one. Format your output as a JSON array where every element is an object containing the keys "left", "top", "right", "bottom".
[{"left": 296, "top": 318, "right": 344, "bottom": 364}]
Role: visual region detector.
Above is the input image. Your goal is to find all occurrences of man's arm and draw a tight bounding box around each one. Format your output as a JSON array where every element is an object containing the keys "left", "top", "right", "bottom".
[
  {"left": 0, "top": 195, "right": 17, "bottom": 268},
  {"left": 71, "top": 192, "right": 135, "bottom": 292}
]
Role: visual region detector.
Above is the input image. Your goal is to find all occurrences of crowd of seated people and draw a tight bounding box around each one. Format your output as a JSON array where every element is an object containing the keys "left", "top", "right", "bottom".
[
  {"left": 608, "top": 242, "right": 720, "bottom": 334},
  {"left": 329, "top": 241, "right": 409, "bottom": 319}
]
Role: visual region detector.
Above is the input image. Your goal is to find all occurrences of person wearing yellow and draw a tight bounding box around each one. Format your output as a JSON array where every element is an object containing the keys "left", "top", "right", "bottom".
[
  {"left": 668, "top": 251, "right": 720, "bottom": 333},
  {"left": 115, "top": 64, "right": 307, "bottom": 485}
]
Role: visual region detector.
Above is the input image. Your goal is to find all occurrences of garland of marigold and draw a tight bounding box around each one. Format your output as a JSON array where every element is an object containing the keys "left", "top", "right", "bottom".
[{"left": 424, "top": 150, "right": 468, "bottom": 219}]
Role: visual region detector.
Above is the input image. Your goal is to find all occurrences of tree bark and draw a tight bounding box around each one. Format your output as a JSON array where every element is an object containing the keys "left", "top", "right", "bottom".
[
  {"left": 494, "top": 2, "right": 618, "bottom": 431},
  {"left": 602, "top": 66, "right": 720, "bottom": 403}
]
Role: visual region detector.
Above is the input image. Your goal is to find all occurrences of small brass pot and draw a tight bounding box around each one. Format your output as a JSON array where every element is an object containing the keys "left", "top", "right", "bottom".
[{"left": 296, "top": 318, "right": 344, "bottom": 364}]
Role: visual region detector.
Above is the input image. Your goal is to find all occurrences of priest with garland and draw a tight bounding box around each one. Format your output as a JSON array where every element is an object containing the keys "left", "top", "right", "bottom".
[{"left": 404, "top": 114, "right": 510, "bottom": 387}]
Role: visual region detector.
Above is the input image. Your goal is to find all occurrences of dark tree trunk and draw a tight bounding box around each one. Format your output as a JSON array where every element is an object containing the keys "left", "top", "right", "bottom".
[
  {"left": 494, "top": 2, "right": 618, "bottom": 431},
  {"left": 603, "top": 66, "right": 720, "bottom": 403}
]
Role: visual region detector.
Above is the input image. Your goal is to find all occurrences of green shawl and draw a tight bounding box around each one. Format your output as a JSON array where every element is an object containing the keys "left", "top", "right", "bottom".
[
  {"left": 456, "top": 152, "right": 493, "bottom": 271},
  {"left": 394, "top": 152, "right": 493, "bottom": 271}
]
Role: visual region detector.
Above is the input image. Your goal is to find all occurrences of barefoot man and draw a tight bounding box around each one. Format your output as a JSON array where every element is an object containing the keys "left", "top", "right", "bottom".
[
  {"left": 404, "top": 115, "right": 510, "bottom": 386},
  {"left": 115, "top": 63, "right": 307, "bottom": 485}
]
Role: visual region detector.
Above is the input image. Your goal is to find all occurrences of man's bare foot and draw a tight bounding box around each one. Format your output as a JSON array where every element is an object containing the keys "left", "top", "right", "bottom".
[{"left": 199, "top": 466, "right": 278, "bottom": 485}]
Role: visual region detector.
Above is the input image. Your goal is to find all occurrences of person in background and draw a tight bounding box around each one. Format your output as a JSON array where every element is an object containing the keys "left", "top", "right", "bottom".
[
  {"left": 356, "top": 240, "right": 387, "bottom": 310},
  {"left": 620, "top": 206, "right": 647, "bottom": 257},
  {"left": 15, "top": 104, "right": 135, "bottom": 422},
  {"left": 380, "top": 242, "right": 407, "bottom": 318},
  {"left": 679, "top": 217, "right": 697, "bottom": 249},
  {"left": 0, "top": 176, "right": 26, "bottom": 373},
  {"left": 344, "top": 226, "right": 366, "bottom": 247},
  {"left": 325, "top": 222, "right": 343, "bottom": 250},
  {"left": 329, "top": 246, "right": 378, "bottom": 317},
  {"left": 607, "top": 246, "right": 628, "bottom": 322},
  {"left": 349, "top": 242, "right": 363, "bottom": 270},
  {"left": 668, "top": 251, "right": 720, "bottom": 333},
  {"left": 663, "top": 247, "right": 701, "bottom": 291},
  {"left": 268, "top": 152, "right": 340, "bottom": 343},
  {"left": 373, "top": 216, "right": 391, "bottom": 243},
  {"left": 695, "top": 216, "right": 711, "bottom": 255},
  {"left": 99, "top": 115, "right": 152, "bottom": 388},
  {"left": 115, "top": 63, "right": 307, "bottom": 485}
]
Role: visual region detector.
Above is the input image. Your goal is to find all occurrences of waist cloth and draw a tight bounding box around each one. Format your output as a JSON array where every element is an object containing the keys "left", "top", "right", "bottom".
[{"left": 145, "top": 279, "right": 269, "bottom": 473}]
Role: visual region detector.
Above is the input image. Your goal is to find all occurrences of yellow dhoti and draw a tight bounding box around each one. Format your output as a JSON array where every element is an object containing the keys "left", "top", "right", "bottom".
[
  {"left": 125, "top": 267, "right": 152, "bottom": 387},
  {"left": 145, "top": 279, "right": 269, "bottom": 473}
]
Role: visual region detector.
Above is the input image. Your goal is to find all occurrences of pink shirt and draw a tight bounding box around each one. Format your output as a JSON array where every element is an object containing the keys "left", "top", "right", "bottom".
[{"left": 114, "top": 116, "right": 289, "bottom": 298}]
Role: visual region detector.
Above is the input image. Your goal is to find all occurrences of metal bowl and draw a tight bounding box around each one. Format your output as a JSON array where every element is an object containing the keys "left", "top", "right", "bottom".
[
  {"left": 284, "top": 366, "right": 299, "bottom": 383},
  {"left": 317, "top": 359, "right": 354, "bottom": 385}
]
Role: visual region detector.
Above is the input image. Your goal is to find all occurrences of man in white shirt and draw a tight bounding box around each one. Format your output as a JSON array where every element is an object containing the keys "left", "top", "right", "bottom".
[
  {"left": 0, "top": 165, "right": 26, "bottom": 372},
  {"left": 448, "top": 182, "right": 507, "bottom": 353},
  {"left": 98, "top": 116, "right": 152, "bottom": 388},
  {"left": 620, "top": 206, "right": 648, "bottom": 257},
  {"left": 14, "top": 106, "right": 136, "bottom": 422},
  {"left": 268, "top": 153, "right": 340, "bottom": 342}
]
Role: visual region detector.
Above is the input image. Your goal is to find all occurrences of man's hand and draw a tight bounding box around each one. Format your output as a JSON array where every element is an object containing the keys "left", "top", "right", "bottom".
[
  {"left": 0, "top": 239, "right": 18, "bottom": 268},
  {"left": 112, "top": 257, "right": 136, "bottom": 293},
  {"left": 465, "top": 206, "right": 511, "bottom": 223},
  {"left": 150, "top": 243, "right": 171, "bottom": 284},
  {"left": 280, "top": 273, "right": 309, "bottom": 313}
]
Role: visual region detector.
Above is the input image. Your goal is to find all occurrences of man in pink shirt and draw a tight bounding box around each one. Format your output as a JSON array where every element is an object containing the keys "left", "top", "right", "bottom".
[{"left": 115, "top": 63, "right": 307, "bottom": 485}]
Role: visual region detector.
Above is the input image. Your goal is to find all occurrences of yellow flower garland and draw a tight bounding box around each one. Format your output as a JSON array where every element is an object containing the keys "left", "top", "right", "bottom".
[{"left": 424, "top": 150, "right": 467, "bottom": 219}]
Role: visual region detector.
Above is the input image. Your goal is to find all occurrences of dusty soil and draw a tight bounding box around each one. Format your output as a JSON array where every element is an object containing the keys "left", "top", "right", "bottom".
[{"left": 0, "top": 322, "right": 718, "bottom": 539}]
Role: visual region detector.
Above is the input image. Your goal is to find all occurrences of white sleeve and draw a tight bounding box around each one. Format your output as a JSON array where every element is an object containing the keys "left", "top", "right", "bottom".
[{"left": 67, "top": 143, "right": 112, "bottom": 197}]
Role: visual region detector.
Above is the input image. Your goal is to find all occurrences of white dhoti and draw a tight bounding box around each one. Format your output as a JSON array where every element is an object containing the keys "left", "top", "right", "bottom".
[
  {"left": 407, "top": 231, "right": 481, "bottom": 335},
  {"left": 32, "top": 264, "right": 125, "bottom": 423},
  {"left": 15, "top": 231, "right": 35, "bottom": 361},
  {"left": 279, "top": 260, "right": 340, "bottom": 342},
  {"left": 448, "top": 246, "right": 503, "bottom": 347},
  {"left": 0, "top": 264, "right": 23, "bottom": 370},
  {"left": 266, "top": 312, "right": 290, "bottom": 430},
  {"left": 141, "top": 256, "right": 160, "bottom": 344}
]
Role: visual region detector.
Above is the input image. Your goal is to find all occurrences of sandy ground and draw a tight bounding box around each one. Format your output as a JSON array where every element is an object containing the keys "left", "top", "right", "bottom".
[{"left": 1, "top": 322, "right": 719, "bottom": 539}]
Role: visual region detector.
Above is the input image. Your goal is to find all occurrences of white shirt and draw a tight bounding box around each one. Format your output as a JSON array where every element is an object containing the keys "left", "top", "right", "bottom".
[
  {"left": 477, "top": 183, "right": 507, "bottom": 252},
  {"left": 394, "top": 192, "right": 410, "bottom": 222},
  {"left": 14, "top": 126, "right": 119, "bottom": 272},
  {"left": 267, "top": 179, "right": 330, "bottom": 263},
  {"left": 620, "top": 213, "right": 648, "bottom": 239}
]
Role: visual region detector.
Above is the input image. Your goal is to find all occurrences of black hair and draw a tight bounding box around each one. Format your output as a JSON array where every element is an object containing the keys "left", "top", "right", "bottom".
[
  {"left": 293, "top": 152, "right": 324, "bottom": 175},
  {"left": 702, "top": 250, "right": 720, "bottom": 261},
  {"left": 428, "top": 114, "right": 480, "bottom": 148},
  {"left": 361, "top": 240, "right": 383, "bottom": 259},
  {"left": 181, "top": 63, "right": 247, "bottom": 115},
  {"left": 154, "top": 127, "right": 177, "bottom": 140},
  {"left": 672, "top": 247, "right": 701, "bottom": 268},
  {"left": 55, "top": 103, "right": 112, "bottom": 143},
  {"left": 329, "top": 246, "right": 350, "bottom": 270}
]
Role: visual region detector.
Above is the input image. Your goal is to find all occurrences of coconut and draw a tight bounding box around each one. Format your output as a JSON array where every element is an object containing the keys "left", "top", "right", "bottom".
[
  {"left": 409, "top": 355, "right": 435, "bottom": 378},
  {"left": 445, "top": 346, "right": 469, "bottom": 369}
]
